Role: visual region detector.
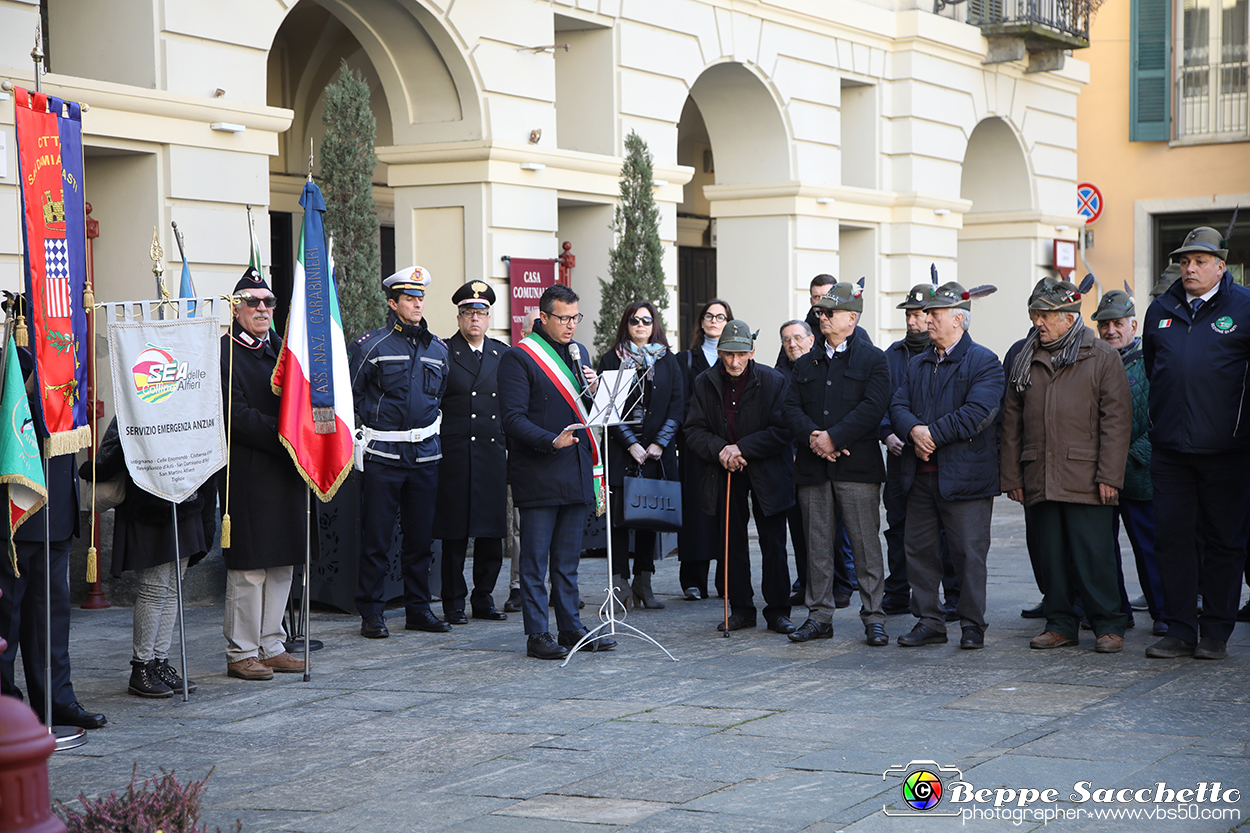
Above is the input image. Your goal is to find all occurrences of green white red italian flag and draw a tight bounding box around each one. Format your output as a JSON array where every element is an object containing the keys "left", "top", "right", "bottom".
[{"left": 271, "top": 181, "right": 353, "bottom": 502}]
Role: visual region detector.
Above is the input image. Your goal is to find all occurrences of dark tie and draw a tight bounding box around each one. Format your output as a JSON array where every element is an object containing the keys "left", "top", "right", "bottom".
[{"left": 1191, "top": 298, "right": 1204, "bottom": 316}]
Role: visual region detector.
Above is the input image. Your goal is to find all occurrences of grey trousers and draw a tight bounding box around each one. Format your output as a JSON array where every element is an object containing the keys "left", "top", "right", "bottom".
[
  {"left": 132, "top": 558, "right": 188, "bottom": 663},
  {"left": 223, "top": 566, "right": 293, "bottom": 663},
  {"left": 797, "top": 480, "right": 885, "bottom": 625},
  {"left": 904, "top": 472, "right": 993, "bottom": 633}
]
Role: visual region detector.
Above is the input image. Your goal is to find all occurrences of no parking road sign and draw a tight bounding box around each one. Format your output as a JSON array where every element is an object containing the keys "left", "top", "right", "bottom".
[{"left": 1077, "top": 182, "right": 1103, "bottom": 224}]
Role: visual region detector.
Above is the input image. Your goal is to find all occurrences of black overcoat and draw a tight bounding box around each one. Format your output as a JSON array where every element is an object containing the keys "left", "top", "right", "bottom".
[
  {"left": 433, "top": 331, "right": 508, "bottom": 539},
  {"left": 674, "top": 348, "right": 716, "bottom": 561},
  {"left": 782, "top": 329, "right": 890, "bottom": 486},
  {"left": 217, "top": 324, "right": 305, "bottom": 570},
  {"left": 498, "top": 324, "right": 596, "bottom": 508},
  {"left": 597, "top": 349, "right": 683, "bottom": 487},
  {"left": 683, "top": 360, "right": 795, "bottom": 518}
]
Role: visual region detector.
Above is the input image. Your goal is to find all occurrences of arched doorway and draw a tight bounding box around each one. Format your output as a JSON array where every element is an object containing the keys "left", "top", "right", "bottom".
[
  {"left": 266, "top": 0, "right": 482, "bottom": 339},
  {"left": 958, "top": 117, "right": 1036, "bottom": 354},
  {"left": 676, "top": 62, "right": 792, "bottom": 351}
]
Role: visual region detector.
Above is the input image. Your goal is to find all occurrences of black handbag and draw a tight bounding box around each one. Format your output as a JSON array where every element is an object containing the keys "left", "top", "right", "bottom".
[{"left": 619, "top": 460, "right": 682, "bottom": 532}]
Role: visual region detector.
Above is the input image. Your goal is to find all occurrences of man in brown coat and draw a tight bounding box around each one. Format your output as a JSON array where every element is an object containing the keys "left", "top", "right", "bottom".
[{"left": 1002, "top": 278, "right": 1131, "bottom": 653}]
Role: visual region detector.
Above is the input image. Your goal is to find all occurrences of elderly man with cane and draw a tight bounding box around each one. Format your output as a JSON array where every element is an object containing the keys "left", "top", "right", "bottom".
[{"left": 685, "top": 320, "right": 794, "bottom": 634}]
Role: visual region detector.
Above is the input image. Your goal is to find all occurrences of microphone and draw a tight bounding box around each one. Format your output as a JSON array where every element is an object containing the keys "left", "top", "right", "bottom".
[{"left": 569, "top": 342, "right": 582, "bottom": 370}]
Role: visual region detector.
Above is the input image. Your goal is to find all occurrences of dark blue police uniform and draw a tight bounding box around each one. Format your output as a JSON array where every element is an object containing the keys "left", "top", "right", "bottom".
[
  {"left": 350, "top": 313, "right": 448, "bottom": 628},
  {"left": 1143, "top": 267, "right": 1250, "bottom": 647}
]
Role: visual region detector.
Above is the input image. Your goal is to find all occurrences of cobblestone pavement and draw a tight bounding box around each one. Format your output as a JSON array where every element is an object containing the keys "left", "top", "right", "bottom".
[{"left": 34, "top": 500, "right": 1250, "bottom": 832}]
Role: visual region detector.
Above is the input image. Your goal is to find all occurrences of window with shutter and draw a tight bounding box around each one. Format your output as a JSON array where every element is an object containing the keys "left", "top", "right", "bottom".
[{"left": 1131, "top": 0, "right": 1172, "bottom": 140}]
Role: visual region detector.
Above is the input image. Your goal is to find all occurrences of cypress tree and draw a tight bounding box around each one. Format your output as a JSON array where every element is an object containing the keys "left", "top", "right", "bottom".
[
  {"left": 319, "top": 62, "right": 384, "bottom": 341},
  {"left": 594, "top": 131, "right": 669, "bottom": 355}
]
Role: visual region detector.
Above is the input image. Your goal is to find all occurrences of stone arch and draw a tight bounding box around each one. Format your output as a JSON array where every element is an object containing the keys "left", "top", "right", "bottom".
[
  {"left": 960, "top": 116, "right": 1034, "bottom": 212},
  {"left": 958, "top": 116, "right": 1039, "bottom": 356},
  {"left": 675, "top": 61, "right": 794, "bottom": 346},
  {"left": 265, "top": 0, "right": 483, "bottom": 151}
]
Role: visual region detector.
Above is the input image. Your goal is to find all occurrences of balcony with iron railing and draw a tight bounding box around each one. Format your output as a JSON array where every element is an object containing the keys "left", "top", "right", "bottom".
[{"left": 946, "top": 0, "right": 1096, "bottom": 54}]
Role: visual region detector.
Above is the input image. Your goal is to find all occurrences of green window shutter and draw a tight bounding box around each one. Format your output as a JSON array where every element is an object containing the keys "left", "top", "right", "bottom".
[{"left": 1131, "top": 0, "right": 1172, "bottom": 141}]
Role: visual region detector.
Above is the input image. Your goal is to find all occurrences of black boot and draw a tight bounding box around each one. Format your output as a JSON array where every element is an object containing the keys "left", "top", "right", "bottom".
[
  {"left": 128, "top": 660, "right": 173, "bottom": 699},
  {"left": 153, "top": 658, "right": 197, "bottom": 694}
]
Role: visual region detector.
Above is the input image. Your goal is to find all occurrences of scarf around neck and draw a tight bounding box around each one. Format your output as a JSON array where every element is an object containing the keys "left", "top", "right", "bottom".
[{"left": 1009, "top": 319, "right": 1086, "bottom": 392}]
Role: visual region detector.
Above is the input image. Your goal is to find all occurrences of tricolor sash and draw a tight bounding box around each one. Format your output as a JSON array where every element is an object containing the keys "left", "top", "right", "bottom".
[
  {"left": 14, "top": 88, "right": 91, "bottom": 457},
  {"left": 518, "top": 334, "right": 605, "bottom": 515}
]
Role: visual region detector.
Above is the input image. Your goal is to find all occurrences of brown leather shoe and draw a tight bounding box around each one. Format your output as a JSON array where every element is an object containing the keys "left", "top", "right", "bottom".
[
  {"left": 1094, "top": 633, "right": 1123, "bottom": 653},
  {"left": 1029, "top": 630, "right": 1078, "bottom": 649},
  {"left": 227, "top": 656, "right": 274, "bottom": 680},
  {"left": 261, "top": 652, "right": 305, "bottom": 673}
]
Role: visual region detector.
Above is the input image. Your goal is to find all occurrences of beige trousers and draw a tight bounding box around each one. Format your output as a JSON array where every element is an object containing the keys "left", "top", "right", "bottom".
[{"left": 223, "top": 566, "right": 293, "bottom": 663}]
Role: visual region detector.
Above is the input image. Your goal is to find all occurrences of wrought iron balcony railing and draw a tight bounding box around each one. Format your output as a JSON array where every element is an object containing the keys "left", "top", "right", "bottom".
[{"left": 966, "top": 0, "right": 1092, "bottom": 50}]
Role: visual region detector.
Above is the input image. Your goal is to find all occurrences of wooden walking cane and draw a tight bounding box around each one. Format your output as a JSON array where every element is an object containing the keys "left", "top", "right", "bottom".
[{"left": 723, "top": 468, "right": 732, "bottom": 637}]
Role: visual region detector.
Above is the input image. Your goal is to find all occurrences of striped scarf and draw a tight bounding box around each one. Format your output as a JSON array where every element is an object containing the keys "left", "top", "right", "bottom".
[{"left": 1009, "top": 319, "right": 1086, "bottom": 392}]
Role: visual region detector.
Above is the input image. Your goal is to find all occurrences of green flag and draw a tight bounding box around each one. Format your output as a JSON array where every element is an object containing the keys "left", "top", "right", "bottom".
[{"left": 0, "top": 333, "right": 47, "bottom": 576}]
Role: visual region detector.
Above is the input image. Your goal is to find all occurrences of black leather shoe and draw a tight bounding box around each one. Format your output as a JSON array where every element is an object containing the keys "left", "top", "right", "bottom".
[
  {"left": 444, "top": 610, "right": 469, "bottom": 625},
  {"left": 768, "top": 616, "right": 796, "bottom": 635},
  {"left": 865, "top": 623, "right": 889, "bottom": 647},
  {"left": 1194, "top": 636, "right": 1227, "bottom": 660},
  {"left": 943, "top": 604, "right": 960, "bottom": 623},
  {"left": 788, "top": 590, "right": 806, "bottom": 607},
  {"left": 503, "top": 588, "right": 522, "bottom": 613},
  {"left": 360, "top": 614, "right": 389, "bottom": 639},
  {"left": 526, "top": 632, "right": 568, "bottom": 660},
  {"left": 960, "top": 627, "right": 984, "bottom": 650},
  {"left": 51, "top": 701, "right": 107, "bottom": 730},
  {"left": 406, "top": 610, "right": 452, "bottom": 633},
  {"left": 558, "top": 627, "right": 616, "bottom": 651},
  {"left": 897, "top": 623, "right": 948, "bottom": 647},
  {"left": 1237, "top": 601, "right": 1250, "bottom": 622},
  {"left": 1020, "top": 601, "right": 1045, "bottom": 619},
  {"left": 717, "top": 612, "right": 757, "bottom": 632},
  {"left": 788, "top": 618, "right": 833, "bottom": 642},
  {"left": 472, "top": 607, "right": 508, "bottom": 621},
  {"left": 833, "top": 593, "right": 852, "bottom": 609},
  {"left": 1145, "top": 636, "right": 1195, "bottom": 658}
]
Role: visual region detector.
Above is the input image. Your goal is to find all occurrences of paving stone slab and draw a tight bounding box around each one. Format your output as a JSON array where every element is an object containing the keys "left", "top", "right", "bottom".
[
  {"left": 623, "top": 808, "right": 804, "bottom": 833},
  {"left": 944, "top": 681, "right": 1118, "bottom": 717},
  {"left": 1013, "top": 728, "right": 1200, "bottom": 763},
  {"left": 679, "top": 769, "right": 888, "bottom": 824},
  {"left": 615, "top": 704, "right": 775, "bottom": 727},
  {"left": 492, "top": 794, "right": 674, "bottom": 825},
  {"left": 553, "top": 770, "right": 730, "bottom": 804}
]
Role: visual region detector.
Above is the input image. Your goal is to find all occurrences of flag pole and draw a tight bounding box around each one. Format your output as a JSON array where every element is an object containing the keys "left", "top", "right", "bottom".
[
  {"left": 303, "top": 487, "right": 311, "bottom": 681},
  {"left": 170, "top": 503, "right": 188, "bottom": 701}
]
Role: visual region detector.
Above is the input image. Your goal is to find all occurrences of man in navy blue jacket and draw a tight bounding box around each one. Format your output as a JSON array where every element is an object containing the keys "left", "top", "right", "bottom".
[
  {"left": 890, "top": 282, "right": 1003, "bottom": 649},
  {"left": 1143, "top": 226, "right": 1250, "bottom": 661},
  {"left": 499, "top": 285, "right": 615, "bottom": 660}
]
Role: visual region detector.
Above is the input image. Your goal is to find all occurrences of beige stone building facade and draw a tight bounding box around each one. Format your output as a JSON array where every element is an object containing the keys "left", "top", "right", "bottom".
[{"left": 1, "top": 0, "right": 1091, "bottom": 363}]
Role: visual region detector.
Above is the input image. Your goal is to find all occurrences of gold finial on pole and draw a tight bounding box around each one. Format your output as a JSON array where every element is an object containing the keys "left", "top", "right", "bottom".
[
  {"left": 308, "top": 138, "right": 314, "bottom": 182},
  {"left": 151, "top": 225, "right": 169, "bottom": 309}
]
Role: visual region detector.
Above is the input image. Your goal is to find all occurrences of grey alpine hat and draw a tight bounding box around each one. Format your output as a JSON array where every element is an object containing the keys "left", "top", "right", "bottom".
[
  {"left": 813, "top": 281, "right": 864, "bottom": 314},
  {"left": 1170, "top": 227, "right": 1228, "bottom": 260},
  {"left": 1092, "top": 289, "right": 1135, "bottom": 321},
  {"left": 718, "top": 319, "right": 756, "bottom": 352},
  {"left": 897, "top": 283, "right": 932, "bottom": 310}
]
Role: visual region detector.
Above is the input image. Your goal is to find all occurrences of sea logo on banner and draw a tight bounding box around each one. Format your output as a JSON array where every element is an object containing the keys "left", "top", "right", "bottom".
[{"left": 131, "top": 344, "right": 205, "bottom": 404}]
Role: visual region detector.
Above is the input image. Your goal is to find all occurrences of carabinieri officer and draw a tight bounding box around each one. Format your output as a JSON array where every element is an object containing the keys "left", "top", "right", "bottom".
[{"left": 350, "top": 266, "right": 449, "bottom": 639}]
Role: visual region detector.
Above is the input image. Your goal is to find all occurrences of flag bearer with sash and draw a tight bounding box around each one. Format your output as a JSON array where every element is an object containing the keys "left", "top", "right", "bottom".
[
  {"left": 498, "top": 284, "right": 615, "bottom": 660},
  {"left": 350, "top": 267, "right": 449, "bottom": 639}
]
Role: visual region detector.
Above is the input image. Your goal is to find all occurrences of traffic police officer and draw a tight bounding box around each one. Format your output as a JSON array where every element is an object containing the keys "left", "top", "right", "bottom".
[
  {"left": 434, "top": 281, "right": 509, "bottom": 624},
  {"left": 350, "top": 266, "right": 449, "bottom": 639}
]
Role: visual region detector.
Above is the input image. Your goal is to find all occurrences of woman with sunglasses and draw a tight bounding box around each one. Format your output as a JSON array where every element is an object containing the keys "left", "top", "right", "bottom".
[
  {"left": 597, "top": 302, "right": 683, "bottom": 609},
  {"left": 674, "top": 298, "right": 734, "bottom": 599}
]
